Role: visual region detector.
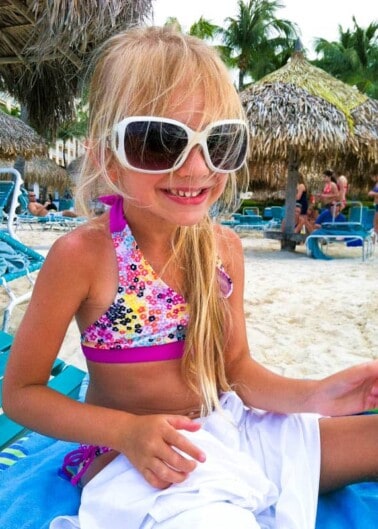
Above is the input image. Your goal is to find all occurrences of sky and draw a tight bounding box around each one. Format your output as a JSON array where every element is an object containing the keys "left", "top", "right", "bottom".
[{"left": 151, "top": 0, "right": 377, "bottom": 56}]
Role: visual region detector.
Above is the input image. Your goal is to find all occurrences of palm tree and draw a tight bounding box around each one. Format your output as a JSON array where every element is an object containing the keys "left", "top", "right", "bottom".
[
  {"left": 189, "top": 17, "right": 221, "bottom": 41},
  {"left": 313, "top": 17, "right": 378, "bottom": 99},
  {"left": 220, "top": 0, "right": 299, "bottom": 90}
]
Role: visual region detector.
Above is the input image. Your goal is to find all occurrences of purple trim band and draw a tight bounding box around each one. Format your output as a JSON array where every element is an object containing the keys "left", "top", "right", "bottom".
[
  {"left": 82, "top": 341, "right": 185, "bottom": 363},
  {"left": 99, "top": 195, "right": 126, "bottom": 233}
]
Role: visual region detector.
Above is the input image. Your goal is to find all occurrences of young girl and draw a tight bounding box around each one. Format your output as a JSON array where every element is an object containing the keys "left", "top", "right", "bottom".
[{"left": 3, "top": 26, "right": 378, "bottom": 529}]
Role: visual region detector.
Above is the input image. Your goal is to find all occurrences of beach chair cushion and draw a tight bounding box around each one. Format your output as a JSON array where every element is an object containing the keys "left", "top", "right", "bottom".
[{"left": 306, "top": 223, "right": 375, "bottom": 261}]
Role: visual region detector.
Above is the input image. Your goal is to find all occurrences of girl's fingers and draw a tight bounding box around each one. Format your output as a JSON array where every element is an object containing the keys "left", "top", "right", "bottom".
[
  {"left": 146, "top": 456, "right": 191, "bottom": 488},
  {"left": 166, "top": 417, "right": 206, "bottom": 463}
]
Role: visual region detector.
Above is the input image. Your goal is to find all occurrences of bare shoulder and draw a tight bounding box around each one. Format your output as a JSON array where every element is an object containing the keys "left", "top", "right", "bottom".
[
  {"left": 44, "top": 214, "right": 112, "bottom": 271},
  {"left": 214, "top": 223, "right": 244, "bottom": 273}
]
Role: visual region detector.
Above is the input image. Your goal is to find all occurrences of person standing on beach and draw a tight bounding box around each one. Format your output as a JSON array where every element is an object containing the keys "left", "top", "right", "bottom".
[
  {"left": 3, "top": 26, "right": 378, "bottom": 529},
  {"left": 368, "top": 168, "right": 378, "bottom": 234},
  {"left": 296, "top": 172, "right": 308, "bottom": 215},
  {"left": 316, "top": 169, "right": 339, "bottom": 207},
  {"left": 335, "top": 170, "right": 348, "bottom": 210}
]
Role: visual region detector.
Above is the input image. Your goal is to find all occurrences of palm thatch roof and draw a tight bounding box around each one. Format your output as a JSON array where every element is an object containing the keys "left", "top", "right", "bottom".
[
  {"left": 241, "top": 51, "right": 378, "bottom": 246},
  {"left": 0, "top": 108, "right": 47, "bottom": 159},
  {"left": 0, "top": 156, "right": 72, "bottom": 191},
  {"left": 0, "top": 0, "right": 153, "bottom": 135},
  {"left": 241, "top": 51, "right": 378, "bottom": 190}
]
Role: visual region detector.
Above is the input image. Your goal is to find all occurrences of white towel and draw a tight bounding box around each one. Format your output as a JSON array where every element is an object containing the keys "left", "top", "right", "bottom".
[{"left": 51, "top": 392, "right": 321, "bottom": 529}]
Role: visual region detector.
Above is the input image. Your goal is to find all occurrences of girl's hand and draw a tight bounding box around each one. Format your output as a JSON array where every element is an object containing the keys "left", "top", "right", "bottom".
[
  {"left": 313, "top": 361, "right": 378, "bottom": 416},
  {"left": 120, "top": 414, "right": 206, "bottom": 489}
]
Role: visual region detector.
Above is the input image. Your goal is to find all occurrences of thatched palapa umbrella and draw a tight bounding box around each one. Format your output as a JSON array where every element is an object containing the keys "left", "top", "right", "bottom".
[
  {"left": 0, "top": 0, "right": 153, "bottom": 135},
  {"left": 0, "top": 109, "right": 47, "bottom": 159},
  {"left": 23, "top": 157, "right": 73, "bottom": 193},
  {"left": 241, "top": 50, "right": 378, "bottom": 250}
]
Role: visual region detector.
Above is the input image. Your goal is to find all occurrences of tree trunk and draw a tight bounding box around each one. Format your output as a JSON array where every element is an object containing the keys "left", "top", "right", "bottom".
[
  {"left": 281, "top": 148, "right": 300, "bottom": 251},
  {"left": 238, "top": 69, "right": 245, "bottom": 92}
]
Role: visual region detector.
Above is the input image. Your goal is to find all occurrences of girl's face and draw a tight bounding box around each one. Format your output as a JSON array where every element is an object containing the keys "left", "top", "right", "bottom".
[{"left": 111, "top": 90, "right": 229, "bottom": 229}]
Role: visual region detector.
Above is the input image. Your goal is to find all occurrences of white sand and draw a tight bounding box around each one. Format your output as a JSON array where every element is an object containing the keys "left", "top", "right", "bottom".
[{"left": 2, "top": 227, "right": 377, "bottom": 378}]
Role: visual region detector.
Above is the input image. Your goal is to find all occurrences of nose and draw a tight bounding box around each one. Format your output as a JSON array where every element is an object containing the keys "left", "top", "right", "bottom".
[{"left": 175, "top": 146, "right": 210, "bottom": 177}]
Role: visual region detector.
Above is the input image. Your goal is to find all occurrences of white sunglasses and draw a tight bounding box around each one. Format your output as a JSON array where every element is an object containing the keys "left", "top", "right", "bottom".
[{"left": 111, "top": 116, "right": 248, "bottom": 174}]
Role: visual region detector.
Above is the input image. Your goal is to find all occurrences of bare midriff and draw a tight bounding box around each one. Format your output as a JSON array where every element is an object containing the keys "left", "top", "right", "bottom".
[
  {"left": 81, "top": 358, "right": 201, "bottom": 486},
  {"left": 86, "top": 358, "right": 201, "bottom": 416}
]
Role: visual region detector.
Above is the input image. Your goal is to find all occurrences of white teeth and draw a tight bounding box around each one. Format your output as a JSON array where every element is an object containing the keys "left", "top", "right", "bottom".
[{"left": 170, "top": 189, "right": 201, "bottom": 198}]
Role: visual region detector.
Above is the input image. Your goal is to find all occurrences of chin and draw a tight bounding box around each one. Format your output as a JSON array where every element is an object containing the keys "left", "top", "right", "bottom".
[{"left": 172, "top": 212, "right": 209, "bottom": 227}]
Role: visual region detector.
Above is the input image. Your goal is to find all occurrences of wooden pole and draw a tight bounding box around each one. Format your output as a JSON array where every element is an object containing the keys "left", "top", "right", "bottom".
[{"left": 281, "top": 148, "right": 300, "bottom": 251}]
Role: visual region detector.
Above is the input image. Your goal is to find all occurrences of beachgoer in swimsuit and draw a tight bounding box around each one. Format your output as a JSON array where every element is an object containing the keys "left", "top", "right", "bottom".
[
  {"left": 296, "top": 172, "right": 308, "bottom": 215},
  {"left": 316, "top": 169, "right": 339, "bottom": 206},
  {"left": 28, "top": 191, "right": 78, "bottom": 218},
  {"left": 335, "top": 171, "right": 348, "bottom": 210}
]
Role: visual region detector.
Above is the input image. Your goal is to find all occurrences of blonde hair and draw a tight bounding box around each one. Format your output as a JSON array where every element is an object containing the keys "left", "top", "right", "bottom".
[{"left": 77, "top": 26, "right": 249, "bottom": 415}]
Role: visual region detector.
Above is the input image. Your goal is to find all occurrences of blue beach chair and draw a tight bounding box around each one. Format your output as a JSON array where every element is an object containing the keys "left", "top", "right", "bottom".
[
  {"left": 0, "top": 180, "right": 15, "bottom": 223},
  {"left": 0, "top": 167, "right": 24, "bottom": 239},
  {"left": 0, "top": 230, "right": 45, "bottom": 331},
  {"left": 306, "top": 202, "right": 376, "bottom": 261},
  {"left": 234, "top": 213, "right": 268, "bottom": 232}
]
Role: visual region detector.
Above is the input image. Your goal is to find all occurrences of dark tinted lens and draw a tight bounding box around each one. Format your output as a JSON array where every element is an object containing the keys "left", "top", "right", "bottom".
[
  {"left": 207, "top": 124, "right": 247, "bottom": 171},
  {"left": 124, "top": 121, "right": 188, "bottom": 171}
]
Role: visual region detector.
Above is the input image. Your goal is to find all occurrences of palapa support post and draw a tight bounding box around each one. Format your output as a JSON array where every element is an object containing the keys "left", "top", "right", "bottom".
[{"left": 281, "top": 148, "right": 299, "bottom": 251}]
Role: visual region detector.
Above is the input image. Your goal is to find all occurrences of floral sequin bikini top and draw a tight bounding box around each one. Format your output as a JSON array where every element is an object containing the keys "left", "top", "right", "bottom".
[{"left": 81, "top": 195, "right": 233, "bottom": 364}]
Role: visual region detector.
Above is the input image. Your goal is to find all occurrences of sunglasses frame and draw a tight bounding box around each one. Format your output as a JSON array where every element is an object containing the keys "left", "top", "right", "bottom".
[{"left": 111, "top": 116, "right": 248, "bottom": 174}]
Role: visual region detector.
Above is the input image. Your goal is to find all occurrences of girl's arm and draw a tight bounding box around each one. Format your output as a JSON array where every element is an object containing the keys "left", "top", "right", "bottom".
[
  {"left": 221, "top": 228, "right": 378, "bottom": 416},
  {"left": 3, "top": 230, "right": 134, "bottom": 446}
]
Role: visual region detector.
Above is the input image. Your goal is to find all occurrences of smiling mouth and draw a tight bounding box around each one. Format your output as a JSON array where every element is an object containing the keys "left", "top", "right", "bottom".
[{"left": 167, "top": 188, "right": 204, "bottom": 198}]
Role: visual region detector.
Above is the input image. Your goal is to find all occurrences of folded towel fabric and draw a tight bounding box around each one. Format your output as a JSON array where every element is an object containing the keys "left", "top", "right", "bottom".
[{"left": 0, "top": 241, "right": 30, "bottom": 276}]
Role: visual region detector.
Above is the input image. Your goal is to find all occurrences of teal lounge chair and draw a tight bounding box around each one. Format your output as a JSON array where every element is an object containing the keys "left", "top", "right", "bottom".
[
  {"left": 0, "top": 167, "right": 24, "bottom": 239},
  {"left": 306, "top": 201, "right": 376, "bottom": 261},
  {"left": 234, "top": 213, "right": 268, "bottom": 232},
  {"left": 0, "top": 230, "right": 45, "bottom": 331},
  {"left": 0, "top": 180, "right": 15, "bottom": 223}
]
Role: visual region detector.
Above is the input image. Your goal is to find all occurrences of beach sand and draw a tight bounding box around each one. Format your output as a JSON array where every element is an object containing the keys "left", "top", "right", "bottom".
[{"left": 2, "top": 227, "right": 377, "bottom": 378}]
